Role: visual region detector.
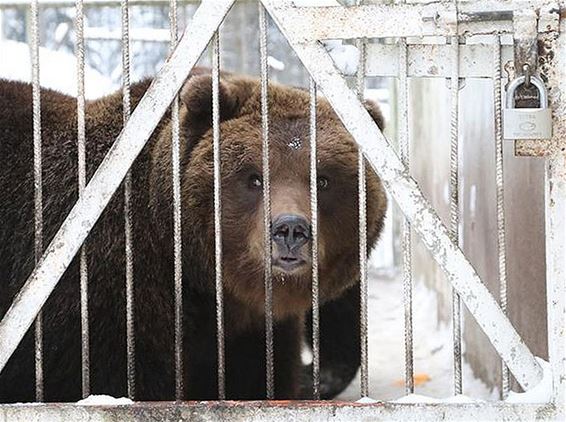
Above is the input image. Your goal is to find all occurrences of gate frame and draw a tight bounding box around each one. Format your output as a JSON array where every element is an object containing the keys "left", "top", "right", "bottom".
[{"left": 0, "top": 0, "right": 564, "bottom": 420}]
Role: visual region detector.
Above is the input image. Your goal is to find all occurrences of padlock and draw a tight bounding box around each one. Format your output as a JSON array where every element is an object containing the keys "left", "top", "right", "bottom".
[{"left": 503, "top": 75, "right": 552, "bottom": 140}]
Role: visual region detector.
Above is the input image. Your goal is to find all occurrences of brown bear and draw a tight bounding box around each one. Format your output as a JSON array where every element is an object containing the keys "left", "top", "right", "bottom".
[{"left": 0, "top": 69, "right": 386, "bottom": 402}]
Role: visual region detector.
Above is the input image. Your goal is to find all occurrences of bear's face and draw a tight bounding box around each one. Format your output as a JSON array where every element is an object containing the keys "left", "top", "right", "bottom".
[{"left": 178, "top": 74, "right": 387, "bottom": 319}]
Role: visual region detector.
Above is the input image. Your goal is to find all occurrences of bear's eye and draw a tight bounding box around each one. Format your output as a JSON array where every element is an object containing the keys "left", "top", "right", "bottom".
[
  {"left": 317, "top": 176, "right": 329, "bottom": 190},
  {"left": 248, "top": 174, "right": 263, "bottom": 189}
]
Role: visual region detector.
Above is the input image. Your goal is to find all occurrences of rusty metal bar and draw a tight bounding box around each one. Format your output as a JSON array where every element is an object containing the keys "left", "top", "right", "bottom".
[
  {"left": 212, "top": 31, "right": 225, "bottom": 401},
  {"left": 120, "top": 0, "right": 136, "bottom": 400},
  {"left": 309, "top": 78, "right": 320, "bottom": 400},
  {"left": 398, "top": 34, "right": 414, "bottom": 395},
  {"left": 261, "top": 3, "right": 544, "bottom": 388},
  {"left": 0, "top": 0, "right": 237, "bottom": 377},
  {"left": 449, "top": 33, "right": 463, "bottom": 396},
  {"left": 30, "top": 0, "right": 44, "bottom": 403},
  {"left": 259, "top": 3, "right": 274, "bottom": 400},
  {"left": 169, "top": 0, "right": 184, "bottom": 402},
  {"left": 75, "top": 0, "right": 90, "bottom": 399}
]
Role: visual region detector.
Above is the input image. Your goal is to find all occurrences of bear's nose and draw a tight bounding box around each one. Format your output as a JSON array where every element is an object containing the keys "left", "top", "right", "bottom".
[{"left": 272, "top": 214, "right": 311, "bottom": 252}]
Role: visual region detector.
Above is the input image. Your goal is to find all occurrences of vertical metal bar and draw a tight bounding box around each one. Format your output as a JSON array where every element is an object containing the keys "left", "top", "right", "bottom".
[
  {"left": 309, "top": 79, "right": 320, "bottom": 400},
  {"left": 449, "top": 33, "right": 462, "bottom": 396},
  {"left": 259, "top": 3, "right": 274, "bottom": 400},
  {"left": 398, "top": 35, "right": 414, "bottom": 395},
  {"left": 121, "top": 0, "right": 135, "bottom": 400},
  {"left": 212, "top": 31, "right": 225, "bottom": 400},
  {"left": 492, "top": 34, "right": 509, "bottom": 399},
  {"left": 30, "top": 0, "right": 43, "bottom": 403},
  {"left": 355, "top": 34, "right": 369, "bottom": 399},
  {"left": 75, "top": 0, "right": 90, "bottom": 399},
  {"left": 169, "top": 0, "right": 183, "bottom": 402}
]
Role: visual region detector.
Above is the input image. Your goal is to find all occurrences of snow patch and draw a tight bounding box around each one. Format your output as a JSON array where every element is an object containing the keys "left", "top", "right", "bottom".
[
  {"left": 325, "top": 40, "right": 360, "bottom": 76},
  {"left": 76, "top": 395, "right": 133, "bottom": 406},
  {"left": 356, "top": 396, "right": 379, "bottom": 404},
  {"left": 0, "top": 41, "right": 114, "bottom": 99},
  {"left": 301, "top": 340, "right": 314, "bottom": 365},
  {"left": 394, "top": 393, "right": 442, "bottom": 403},
  {"left": 505, "top": 358, "right": 552, "bottom": 404},
  {"left": 8, "top": 402, "right": 44, "bottom": 406},
  {"left": 267, "top": 56, "right": 286, "bottom": 71}
]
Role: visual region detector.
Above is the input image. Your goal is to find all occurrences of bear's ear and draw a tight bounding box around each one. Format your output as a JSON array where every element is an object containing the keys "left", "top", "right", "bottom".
[
  {"left": 180, "top": 74, "right": 249, "bottom": 143},
  {"left": 363, "top": 100, "right": 385, "bottom": 132}
]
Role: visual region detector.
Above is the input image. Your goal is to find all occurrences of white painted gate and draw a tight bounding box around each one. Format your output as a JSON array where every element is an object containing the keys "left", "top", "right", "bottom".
[{"left": 0, "top": 0, "right": 564, "bottom": 420}]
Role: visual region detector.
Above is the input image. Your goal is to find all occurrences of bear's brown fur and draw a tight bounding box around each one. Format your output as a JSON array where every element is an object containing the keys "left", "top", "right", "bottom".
[{"left": 0, "top": 69, "right": 386, "bottom": 402}]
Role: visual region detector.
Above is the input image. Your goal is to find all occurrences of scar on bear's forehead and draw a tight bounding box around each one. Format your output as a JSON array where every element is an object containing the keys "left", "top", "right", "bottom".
[{"left": 287, "top": 136, "right": 302, "bottom": 151}]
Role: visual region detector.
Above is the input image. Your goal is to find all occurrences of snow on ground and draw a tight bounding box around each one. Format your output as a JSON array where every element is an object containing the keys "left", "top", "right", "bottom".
[
  {"left": 337, "top": 267, "right": 499, "bottom": 402},
  {"left": 0, "top": 40, "right": 114, "bottom": 99},
  {"left": 76, "top": 395, "right": 133, "bottom": 406}
]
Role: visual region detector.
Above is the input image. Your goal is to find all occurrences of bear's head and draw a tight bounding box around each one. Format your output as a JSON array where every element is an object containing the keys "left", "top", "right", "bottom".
[{"left": 153, "top": 71, "right": 387, "bottom": 320}]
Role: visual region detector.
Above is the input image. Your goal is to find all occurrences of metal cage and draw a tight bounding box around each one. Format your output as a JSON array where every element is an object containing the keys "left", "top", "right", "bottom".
[{"left": 0, "top": 0, "right": 564, "bottom": 420}]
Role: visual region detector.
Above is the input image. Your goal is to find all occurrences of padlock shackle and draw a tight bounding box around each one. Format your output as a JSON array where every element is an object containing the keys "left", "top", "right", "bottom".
[{"left": 506, "top": 75, "right": 549, "bottom": 108}]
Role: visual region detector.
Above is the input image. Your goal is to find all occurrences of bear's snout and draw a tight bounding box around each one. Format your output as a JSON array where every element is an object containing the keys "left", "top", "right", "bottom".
[{"left": 271, "top": 214, "right": 311, "bottom": 273}]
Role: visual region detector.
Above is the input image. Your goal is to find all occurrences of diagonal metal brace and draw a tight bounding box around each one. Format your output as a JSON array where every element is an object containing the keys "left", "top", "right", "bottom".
[
  {"left": 0, "top": 0, "right": 237, "bottom": 374},
  {"left": 261, "top": 0, "right": 543, "bottom": 391}
]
